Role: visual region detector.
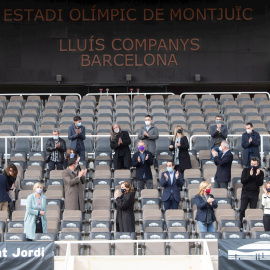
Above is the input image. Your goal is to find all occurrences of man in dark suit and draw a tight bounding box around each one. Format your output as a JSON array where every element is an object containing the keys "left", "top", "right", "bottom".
[
  {"left": 210, "top": 115, "right": 228, "bottom": 159},
  {"left": 239, "top": 157, "right": 264, "bottom": 227},
  {"left": 212, "top": 140, "right": 233, "bottom": 188},
  {"left": 160, "top": 160, "right": 184, "bottom": 211},
  {"left": 132, "top": 140, "right": 153, "bottom": 193},
  {"left": 241, "top": 122, "right": 261, "bottom": 168},
  {"left": 68, "top": 116, "right": 86, "bottom": 161}
]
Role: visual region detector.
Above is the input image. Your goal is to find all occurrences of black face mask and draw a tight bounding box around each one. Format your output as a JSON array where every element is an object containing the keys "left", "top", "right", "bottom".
[
  {"left": 121, "top": 188, "right": 126, "bottom": 194},
  {"left": 267, "top": 188, "right": 270, "bottom": 193},
  {"left": 177, "top": 129, "right": 182, "bottom": 134},
  {"left": 251, "top": 165, "right": 259, "bottom": 171}
]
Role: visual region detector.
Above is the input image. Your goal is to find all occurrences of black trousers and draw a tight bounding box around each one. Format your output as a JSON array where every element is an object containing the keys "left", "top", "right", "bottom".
[
  {"left": 239, "top": 194, "right": 258, "bottom": 226},
  {"left": 263, "top": 214, "right": 270, "bottom": 231},
  {"left": 214, "top": 181, "right": 228, "bottom": 188}
]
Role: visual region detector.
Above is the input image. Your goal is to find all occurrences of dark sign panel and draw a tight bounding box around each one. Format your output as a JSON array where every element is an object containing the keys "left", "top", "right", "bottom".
[
  {"left": 0, "top": 242, "right": 54, "bottom": 270},
  {"left": 0, "top": 0, "right": 269, "bottom": 84},
  {"left": 219, "top": 239, "right": 270, "bottom": 270}
]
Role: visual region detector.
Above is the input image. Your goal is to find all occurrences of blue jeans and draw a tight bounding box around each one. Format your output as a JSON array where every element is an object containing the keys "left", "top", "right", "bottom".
[
  {"left": 197, "top": 221, "right": 215, "bottom": 232},
  {"left": 211, "top": 146, "right": 222, "bottom": 160},
  {"left": 163, "top": 195, "right": 179, "bottom": 211}
]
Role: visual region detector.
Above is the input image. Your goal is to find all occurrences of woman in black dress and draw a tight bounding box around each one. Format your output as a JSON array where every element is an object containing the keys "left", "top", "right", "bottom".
[
  {"left": 115, "top": 181, "right": 135, "bottom": 232},
  {"left": 110, "top": 124, "right": 132, "bottom": 169},
  {"left": 169, "top": 126, "right": 191, "bottom": 176}
]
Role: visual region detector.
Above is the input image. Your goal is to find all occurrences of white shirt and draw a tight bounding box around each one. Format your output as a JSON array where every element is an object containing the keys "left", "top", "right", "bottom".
[{"left": 169, "top": 171, "right": 174, "bottom": 185}]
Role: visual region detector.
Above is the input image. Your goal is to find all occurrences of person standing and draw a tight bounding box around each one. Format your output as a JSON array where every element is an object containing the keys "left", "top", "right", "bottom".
[
  {"left": 239, "top": 157, "right": 264, "bottom": 227},
  {"left": 68, "top": 116, "right": 86, "bottom": 161},
  {"left": 160, "top": 161, "right": 184, "bottom": 211},
  {"left": 110, "top": 123, "right": 132, "bottom": 169},
  {"left": 210, "top": 115, "right": 228, "bottom": 159},
  {"left": 24, "top": 182, "right": 47, "bottom": 240},
  {"left": 45, "top": 129, "right": 66, "bottom": 171},
  {"left": 63, "top": 148, "right": 77, "bottom": 169},
  {"left": 169, "top": 126, "right": 191, "bottom": 176},
  {"left": 262, "top": 181, "right": 270, "bottom": 231},
  {"left": 3, "top": 163, "right": 18, "bottom": 192},
  {"left": 242, "top": 122, "right": 261, "bottom": 168},
  {"left": 62, "top": 158, "right": 87, "bottom": 211},
  {"left": 114, "top": 181, "right": 135, "bottom": 232},
  {"left": 138, "top": 115, "right": 159, "bottom": 157},
  {"left": 0, "top": 174, "right": 11, "bottom": 211},
  {"left": 195, "top": 181, "right": 218, "bottom": 233},
  {"left": 212, "top": 140, "right": 233, "bottom": 188},
  {"left": 132, "top": 140, "right": 153, "bottom": 193}
]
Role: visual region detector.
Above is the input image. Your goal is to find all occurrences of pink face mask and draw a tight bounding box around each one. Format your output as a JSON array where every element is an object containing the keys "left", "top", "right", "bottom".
[{"left": 206, "top": 189, "right": 211, "bottom": 194}]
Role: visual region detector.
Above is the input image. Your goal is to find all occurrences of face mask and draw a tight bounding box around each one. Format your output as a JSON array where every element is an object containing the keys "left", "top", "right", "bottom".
[
  {"left": 167, "top": 167, "right": 173, "bottom": 173},
  {"left": 266, "top": 188, "right": 270, "bottom": 192},
  {"left": 251, "top": 165, "right": 258, "bottom": 170},
  {"left": 121, "top": 188, "right": 126, "bottom": 194},
  {"left": 53, "top": 136, "right": 59, "bottom": 140},
  {"left": 206, "top": 189, "right": 211, "bottom": 194},
  {"left": 216, "top": 121, "right": 221, "bottom": 124},
  {"left": 219, "top": 146, "right": 223, "bottom": 152},
  {"left": 36, "top": 188, "right": 43, "bottom": 194},
  {"left": 177, "top": 129, "right": 182, "bottom": 134},
  {"left": 138, "top": 146, "right": 145, "bottom": 151},
  {"left": 114, "top": 128, "right": 119, "bottom": 133},
  {"left": 246, "top": 129, "right": 252, "bottom": 134},
  {"left": 77, "top": 122, "right": 82, "bottom": 127},
  {"left": 70, "top": 153, "right": 75, "bottom": 158},
  {"left": 145, "top": 121, "right": 150, "bottom": 126}
]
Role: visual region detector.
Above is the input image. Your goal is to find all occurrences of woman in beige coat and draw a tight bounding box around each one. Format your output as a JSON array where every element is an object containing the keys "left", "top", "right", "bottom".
[{"left": 62, "top": 158, "right": 87, "bottom": 211}]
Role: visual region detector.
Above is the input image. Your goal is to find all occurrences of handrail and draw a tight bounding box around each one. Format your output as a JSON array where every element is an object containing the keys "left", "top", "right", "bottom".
[
  {"left": 179, "top": 91, "right": 270, "bottom": 101},
  {"left": 0, "top": 134, "right": 174, "bottom": 166},
  {"left": 2, "top": 133, "right": 269, "bottom": 166},
  {"left": 189, "top": 134, "right": 269, "bottom": 166},
  {"left": 86, "top": 92, "right": 175, "bottom": 102},
  {"left": 54, "top": 238, "right": 215, "bottom": 270},
  {"left": 0, "top": 93, "right": 82, "bottom": 100}
]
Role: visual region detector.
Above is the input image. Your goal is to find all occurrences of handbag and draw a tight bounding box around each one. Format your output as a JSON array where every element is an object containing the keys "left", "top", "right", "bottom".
[{"left": 36, "top": 214, "right": 43, "bottom": 233}]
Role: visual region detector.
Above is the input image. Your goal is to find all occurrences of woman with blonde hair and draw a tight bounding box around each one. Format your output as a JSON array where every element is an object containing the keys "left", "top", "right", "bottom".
[
  {"left": 195, "top": 181, "right": 218, "bottom": 232},
  {"left": 169, "top": 126, "right": 191, "bottom": 176},
  {"left": 262, "top": 181, "right": 270, "bottom": 231},
  {"left": 24, "top": 182, "right": 47, "bottom": 240}
]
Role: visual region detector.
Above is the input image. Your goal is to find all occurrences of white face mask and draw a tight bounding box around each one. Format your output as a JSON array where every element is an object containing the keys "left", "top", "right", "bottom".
[
  {"left": 246, "top": 129, "right": 252, "bottom": 134},
  {"left": 145, "top": 121, "right": 150, "bottom": 126},
  {"left": 114, "top": 128, "right": 119, "bottom": 133},
  {"left": 219, "top": 146, "right": 223, "bottom": 152}
]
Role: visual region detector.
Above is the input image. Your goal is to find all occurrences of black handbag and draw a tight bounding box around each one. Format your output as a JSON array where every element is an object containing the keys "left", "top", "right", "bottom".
[{"left": 36, "top": 214, "right": 43, "bottom": 233}]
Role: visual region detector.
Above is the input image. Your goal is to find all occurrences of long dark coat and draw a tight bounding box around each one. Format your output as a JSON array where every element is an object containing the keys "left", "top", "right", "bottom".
[
  {"left": 115, "top": 192, "right": 135, "bottom": 232},
  {"left": 110, "top": 131, "right": 132, "bottom": 169},
  {"left": 170, "top": 136, "right": 191, "bottom": 170}
]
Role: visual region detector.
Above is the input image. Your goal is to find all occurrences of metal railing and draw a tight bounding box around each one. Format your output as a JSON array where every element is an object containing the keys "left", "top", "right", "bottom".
[
  {"left": 2, "top": 133, "right": 270, "bottom": 166},
  {"left": 0, "top": 134, "right": 174, "bottom": 166},
  {"left": 189, "top": 134, "right": 270, "bottom": 166},
  {"left": 179, "top": 91, "right": 270, "bottom": 101},
  {"left": 0, "top": 93, "right": 82, "bottom": 100},
  {"left": 54, "top": 238, "right": 215, "bottom": 270},
  {"left": 86, "top": 92, "right": 175, "bottom": 102}
]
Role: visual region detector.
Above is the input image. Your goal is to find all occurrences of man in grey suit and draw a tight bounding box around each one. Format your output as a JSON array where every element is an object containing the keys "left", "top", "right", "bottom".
[
  {"left": 210, "top": 115, "right": 228, "bottom": 159},
  {"left": 138, "top": 115, "right": 159, "bottom": 156}
]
